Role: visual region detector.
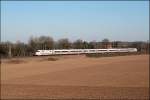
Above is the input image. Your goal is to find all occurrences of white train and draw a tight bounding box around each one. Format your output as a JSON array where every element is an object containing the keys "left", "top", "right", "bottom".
[{"left": 35, "top": 48, "right": 137, "bottom": 56}]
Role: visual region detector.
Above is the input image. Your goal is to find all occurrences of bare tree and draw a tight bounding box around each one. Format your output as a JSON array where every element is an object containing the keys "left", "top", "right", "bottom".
[
  {"left": 38, "top": 36, "right": 54, "bottom": 50},
  {"left": 0, "top": 42, "right": 10, "bottom": 57},
  {"left": 57, "top": 38, "right": 71, "bottom": 49},
  {"left": 73, "top": 39, "right": 84, "bottom": 49},
  {"left": 1, "top": 36, "right": 149, "bottom": 57}
]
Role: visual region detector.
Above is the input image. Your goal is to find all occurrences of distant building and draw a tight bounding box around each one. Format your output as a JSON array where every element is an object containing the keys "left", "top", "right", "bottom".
[
  {"left": 100, "top": 42, "right": 112, "bottom": 49},
  {"left": 112, "top": 41, "right": 129, "bottom": 48}
]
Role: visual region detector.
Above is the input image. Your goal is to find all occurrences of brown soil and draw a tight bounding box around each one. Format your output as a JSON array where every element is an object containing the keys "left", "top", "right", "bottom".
[
  {"left": 4, "top": 59, "right": 27, "bottom": 64},
  {"left": 1, "top": 54, "right": 149, "bottom": 99}
]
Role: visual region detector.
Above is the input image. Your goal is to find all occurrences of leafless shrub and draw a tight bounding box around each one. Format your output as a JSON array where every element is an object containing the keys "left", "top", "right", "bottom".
[{"left": 6, "top": 59, "right": 26, "bottom": 64}]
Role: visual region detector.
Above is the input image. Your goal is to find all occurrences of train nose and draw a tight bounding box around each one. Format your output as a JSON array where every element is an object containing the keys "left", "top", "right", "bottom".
[{"left": 35, "top": 52, "right": 41, "bottom": 56}]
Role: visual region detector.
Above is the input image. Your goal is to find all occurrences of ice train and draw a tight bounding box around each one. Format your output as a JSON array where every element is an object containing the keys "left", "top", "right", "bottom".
[{"left": 35, "top": 48, "right": 137, "bottom": 56}]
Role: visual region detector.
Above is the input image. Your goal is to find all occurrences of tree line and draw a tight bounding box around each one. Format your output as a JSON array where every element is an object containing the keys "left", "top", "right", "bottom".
[{"left": 0, "top": 36, "right": 149, "bottom": 58}]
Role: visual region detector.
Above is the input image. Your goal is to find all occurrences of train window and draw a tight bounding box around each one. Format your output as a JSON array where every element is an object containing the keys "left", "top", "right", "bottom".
[
  {"left": 90, "top": 50, "right": 95, "bottom": 52},
  {"left": 70, "top": 51, "right": 78, "bottom": 52},
  {"left": 62, "top": 51, "right": 68, "bottom": 52},
  {"left": 54, "top": 51, "right": 61, "bottom": 52},
  {"left": 98, "top": 50, "right": 107, "bottom": 51},
  {"left": 109, "top": 50, "right": 117, "bottom": 51}
]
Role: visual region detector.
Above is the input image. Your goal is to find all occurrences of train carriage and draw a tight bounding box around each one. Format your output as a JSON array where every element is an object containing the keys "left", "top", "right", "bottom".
[{"left": 35, "top": 48, "right": 137, "bottom": 56}]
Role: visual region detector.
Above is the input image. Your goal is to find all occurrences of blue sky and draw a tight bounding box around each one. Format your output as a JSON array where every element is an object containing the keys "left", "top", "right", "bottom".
[{"left": 1, "top": 1, "right": 149, "bottom": 43}]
